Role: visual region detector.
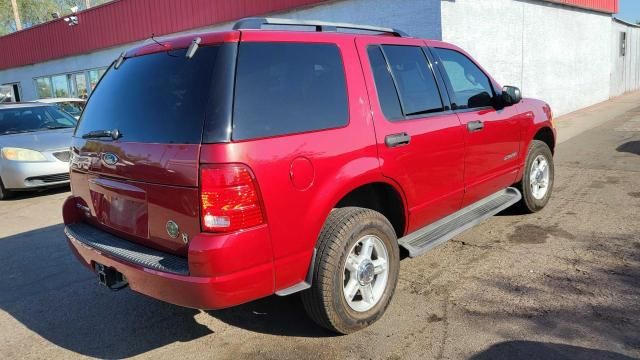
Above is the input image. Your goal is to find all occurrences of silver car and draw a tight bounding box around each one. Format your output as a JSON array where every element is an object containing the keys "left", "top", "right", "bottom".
[{"left": 0, "top": 102, "right": 76, "bottom": 199}]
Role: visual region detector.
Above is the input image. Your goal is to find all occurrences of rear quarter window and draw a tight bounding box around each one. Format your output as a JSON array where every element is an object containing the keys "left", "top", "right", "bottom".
[{"left": 232, "top": 42, "right": 349, "bottom": 140}]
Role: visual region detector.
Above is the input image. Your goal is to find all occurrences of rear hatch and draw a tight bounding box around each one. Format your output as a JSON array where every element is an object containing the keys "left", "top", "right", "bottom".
[{"left": 70, "top": 43, "right": 235, "bottom": 256}]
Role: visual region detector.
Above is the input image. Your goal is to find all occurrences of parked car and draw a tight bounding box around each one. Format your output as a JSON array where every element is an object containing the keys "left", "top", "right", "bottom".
[
  {"left": 35, "top": 98, "right": 86, "bottom": 119},
  {"left": 0, "top": 102, "right": 76, "bottom": 199},
  {"left": 62, "top": 18, "right": 556, "bottom": 334}
]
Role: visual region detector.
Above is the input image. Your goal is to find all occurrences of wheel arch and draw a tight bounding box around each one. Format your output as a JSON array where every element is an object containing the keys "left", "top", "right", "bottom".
[
  {"left": 533, "top": 126, "right": 556, "bottom": 154},
  {"left": 333, "top": 181, "right": 407, "bottom": 238}
]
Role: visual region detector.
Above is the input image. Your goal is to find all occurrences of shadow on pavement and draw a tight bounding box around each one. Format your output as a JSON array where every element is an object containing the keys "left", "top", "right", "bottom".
[
  {"left": 206, "top": 294, "right": 335, "bottom": 338},
  {"left": 616, "top": 140, "right": 640, "bottom": 155},
  {"left": 4, "top": 185, "right": 70, "bottom": 201},
  {"left": 470, "top": 341, "right": 636, "bottom": 360},
  {"left": 0, "top": 224, "right": 211, "bottom": 358},
  {"left": 0, "top": 224, "right": 334, "bottom": 357}
]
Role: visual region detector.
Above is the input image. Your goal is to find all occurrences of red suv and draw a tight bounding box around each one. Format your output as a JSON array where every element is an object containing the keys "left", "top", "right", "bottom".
[{"left": 63, "top": 18, "right": 556, "bottom": 334}]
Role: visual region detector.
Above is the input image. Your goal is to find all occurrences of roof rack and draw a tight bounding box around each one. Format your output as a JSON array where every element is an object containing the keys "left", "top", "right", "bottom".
[{"left": 232, "top": 17, "right": 409, "bottom": 37}]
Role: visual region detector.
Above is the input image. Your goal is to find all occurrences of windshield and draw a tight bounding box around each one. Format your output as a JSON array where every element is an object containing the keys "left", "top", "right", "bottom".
[
  {"left": 56, "top": 101, "right": 85, "bottom": 117},
  {"left": 0, "top": 106, "right": 77, "bottom": 135}
]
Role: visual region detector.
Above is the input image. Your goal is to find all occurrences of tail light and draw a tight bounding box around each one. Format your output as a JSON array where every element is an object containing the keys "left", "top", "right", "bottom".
[{"left": 200, "top": 164, "right": 265, "bottom": 233}]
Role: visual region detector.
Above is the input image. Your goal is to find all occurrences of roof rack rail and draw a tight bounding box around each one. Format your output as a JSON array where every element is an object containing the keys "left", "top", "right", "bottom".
[{"left": 233, "top": 17, "right": 409, "bottom": 37}]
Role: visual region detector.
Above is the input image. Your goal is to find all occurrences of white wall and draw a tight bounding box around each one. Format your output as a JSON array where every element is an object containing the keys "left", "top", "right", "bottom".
[
  {"left": 441, "top": 0, "right": 613, "bottom": 116},
  {"left": 611, "top": 20, "right": 640, "bottom": 97},
  {"left": 0, "top": 0, "right": 442, "bottom": 101}
]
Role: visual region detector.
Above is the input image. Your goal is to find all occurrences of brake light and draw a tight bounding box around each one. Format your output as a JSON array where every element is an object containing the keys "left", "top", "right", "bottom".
[{"left": 200, "top": 164, "right": 265, "bottom": 232}]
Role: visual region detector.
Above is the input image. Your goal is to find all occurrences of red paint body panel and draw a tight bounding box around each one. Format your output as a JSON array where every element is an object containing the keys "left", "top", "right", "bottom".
[
  {"left": 69, "top": 138, "right": 201, "bottom": 255},
  {"left": 354, "top": 36, "right": 466, "bottom": 233},
  {"left": 63, "top": 28, "right": 555, "bottom": 310},
  {"left": 428, "top": 43, "right": 526, "bottom": 207},
  {"left": 0, "top": 0, "right": 328, "bottom": 70}
]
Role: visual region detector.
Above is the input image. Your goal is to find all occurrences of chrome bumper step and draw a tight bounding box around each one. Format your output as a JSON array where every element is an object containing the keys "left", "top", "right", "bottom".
[{"left": 399, "top": 187, "right": 522, "bottom": 257}]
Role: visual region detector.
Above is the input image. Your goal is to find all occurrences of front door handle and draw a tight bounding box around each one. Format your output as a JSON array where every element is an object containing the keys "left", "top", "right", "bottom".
[
  {"left": 467, "top": 120, "right": 484, "bottom": 132},
  {"left": 385, "top": 132, "right": 411, "bottom": 147}
]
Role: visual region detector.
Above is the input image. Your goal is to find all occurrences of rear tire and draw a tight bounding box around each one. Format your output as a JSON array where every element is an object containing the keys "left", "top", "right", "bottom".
[
  {"left": 515, "top": 140, "right": 554, "bottom": 213},
  {"left": 0, "top": 179, "right": 11, "bottom": 200},
  {"left": 301, "top": 207, "right": 400, "bottom": 334}
]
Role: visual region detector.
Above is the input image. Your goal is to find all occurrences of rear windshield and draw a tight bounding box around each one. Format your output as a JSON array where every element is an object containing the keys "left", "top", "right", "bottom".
[
  {"left": 0, "top": 105, "right": 76, "bottom": 135},
  {"left": 75, "top": 46, "right": 222, "bottom": 144}
]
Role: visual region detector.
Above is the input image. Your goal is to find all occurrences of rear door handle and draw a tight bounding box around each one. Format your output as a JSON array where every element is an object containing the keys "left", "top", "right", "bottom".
[
  {"left": 467, "top": 120, "right": 484, "bottom": 132},
  {"left": 385, "top": 132, "right": 411, "bottom": 147}
]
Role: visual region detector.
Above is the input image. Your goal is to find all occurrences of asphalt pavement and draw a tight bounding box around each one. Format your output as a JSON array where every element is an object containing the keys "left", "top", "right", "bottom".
[{"left": 0, "top": 92, "right": 639, "bottom": 359}]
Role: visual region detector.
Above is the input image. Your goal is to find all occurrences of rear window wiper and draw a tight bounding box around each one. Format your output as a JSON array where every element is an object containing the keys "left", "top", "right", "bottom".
[{"left": 81, "top": 129, "right": 122, "bottom": 140}]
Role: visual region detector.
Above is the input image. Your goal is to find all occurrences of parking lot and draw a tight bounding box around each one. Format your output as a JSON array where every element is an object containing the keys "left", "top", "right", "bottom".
[{"left": 1, "top": 92, "right": 639, "bottom": 359}]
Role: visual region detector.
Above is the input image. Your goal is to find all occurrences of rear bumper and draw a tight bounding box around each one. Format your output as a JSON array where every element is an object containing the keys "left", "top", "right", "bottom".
[{"left": 64, "top": 222, "right": 274, "bottom": 310}]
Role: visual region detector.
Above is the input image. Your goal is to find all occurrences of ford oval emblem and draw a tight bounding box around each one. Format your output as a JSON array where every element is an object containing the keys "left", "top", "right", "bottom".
[{"left": 102, "top": 152, "right": 119, "bottom": 166}]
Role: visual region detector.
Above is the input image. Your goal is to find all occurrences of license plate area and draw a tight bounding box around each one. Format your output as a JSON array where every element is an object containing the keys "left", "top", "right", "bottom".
[{"left": 94, "top": 262, "right": 128, "bottom": 291}]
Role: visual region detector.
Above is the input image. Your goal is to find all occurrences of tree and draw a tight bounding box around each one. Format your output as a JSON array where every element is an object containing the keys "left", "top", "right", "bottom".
[{"left": 0, "top": 0, "right": 112, "bottom": 36}]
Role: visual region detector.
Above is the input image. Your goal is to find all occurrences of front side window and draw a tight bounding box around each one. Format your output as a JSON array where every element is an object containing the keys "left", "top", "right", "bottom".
[
  {"left": 232, "top": 42, "right": 348, "bottom": 140},
  {"left": 432, "top": 48, "right": 494, "bottom": 109}
]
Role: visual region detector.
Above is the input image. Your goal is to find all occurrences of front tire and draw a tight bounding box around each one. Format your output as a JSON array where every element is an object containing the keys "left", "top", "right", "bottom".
[
  {"left": 516, "top": 140, "right": 554, "bottom": 213},
  {"left": 301, "top": 207, "right": 400, "bottom": 334},
  {"left": 0, "top": 178, "right": 11, "bottom": 200}
]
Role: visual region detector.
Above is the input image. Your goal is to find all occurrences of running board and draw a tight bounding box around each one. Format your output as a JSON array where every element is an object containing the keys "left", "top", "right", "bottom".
[{"left": 399, "top": 187, "right": 522, "bottom": 258}]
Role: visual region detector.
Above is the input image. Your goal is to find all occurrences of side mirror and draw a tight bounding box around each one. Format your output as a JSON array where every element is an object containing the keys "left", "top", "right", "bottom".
[{"left": 502, "top": 85, "right": 522, "bottom": 106}]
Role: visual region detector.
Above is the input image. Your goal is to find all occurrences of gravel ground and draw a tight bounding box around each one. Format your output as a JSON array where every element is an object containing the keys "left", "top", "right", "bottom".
[{"left": 0, "top": 94, "right": 638, "bottom": 359}]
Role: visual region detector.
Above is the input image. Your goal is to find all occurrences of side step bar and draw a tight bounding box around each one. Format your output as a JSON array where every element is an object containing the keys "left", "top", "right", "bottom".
[{"left": 399, "top": 187, "right": 522, "bottom": 257}]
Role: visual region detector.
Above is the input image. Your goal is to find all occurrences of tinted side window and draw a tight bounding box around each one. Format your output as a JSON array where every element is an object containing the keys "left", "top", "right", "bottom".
[
  {"left": 432, "top": 48, "right": 494, "bottom": 109},
  {"left": 233, "top": 42, "right": 348, "bottom": 140},
  {"left": 382, "top": 45, "right": 444, "bottom": 116},
  {"left": 367, "top": 46, "right": 403, "bottom": 120},
  {"left": 76, "top": 46, "right": 222, "bottom": 144}
]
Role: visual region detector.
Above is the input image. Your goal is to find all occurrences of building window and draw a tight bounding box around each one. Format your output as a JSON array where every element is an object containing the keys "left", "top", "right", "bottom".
[
  {"left": 51, "top": 75, "right": 70, "bottom": 97},
  {"left": 70, "top": 73, "right": 88, "bottom": 99},
  {"left": 89, "top": 69, "right": 106, "bottom": 91},
  {"left": 34, "top": 67, "right": 107, "bottom": 99},
  {"left": 35, "top": 77, "right": 53, "bottom": 98}
]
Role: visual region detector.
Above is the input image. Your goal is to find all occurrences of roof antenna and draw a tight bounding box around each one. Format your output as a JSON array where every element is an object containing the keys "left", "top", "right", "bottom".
[
  {"left": 150, "top": 33, "right": 167, "bottom": 48},
  {"left": 150, "top": 33, "right": 177, "bottom": 57},
  {"left": 185, "top": 37, "right": 201, "bottom": 59},
  {"left": 114, "top": 51, "right": 125, "bottom": 69}
]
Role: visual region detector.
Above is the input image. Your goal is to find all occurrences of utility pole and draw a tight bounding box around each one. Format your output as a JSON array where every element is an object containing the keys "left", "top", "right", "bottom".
[
  {"left": 10, "top": 0, "right": 22, "bottom": 31},
  {"left": 85, "top": 0, "right": 91, "bottom": 10}
]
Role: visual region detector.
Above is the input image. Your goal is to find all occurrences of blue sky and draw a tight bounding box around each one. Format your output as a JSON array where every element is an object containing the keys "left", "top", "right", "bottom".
[{"left": 618, "top": 0, "right": 640, "bottom": 24}]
